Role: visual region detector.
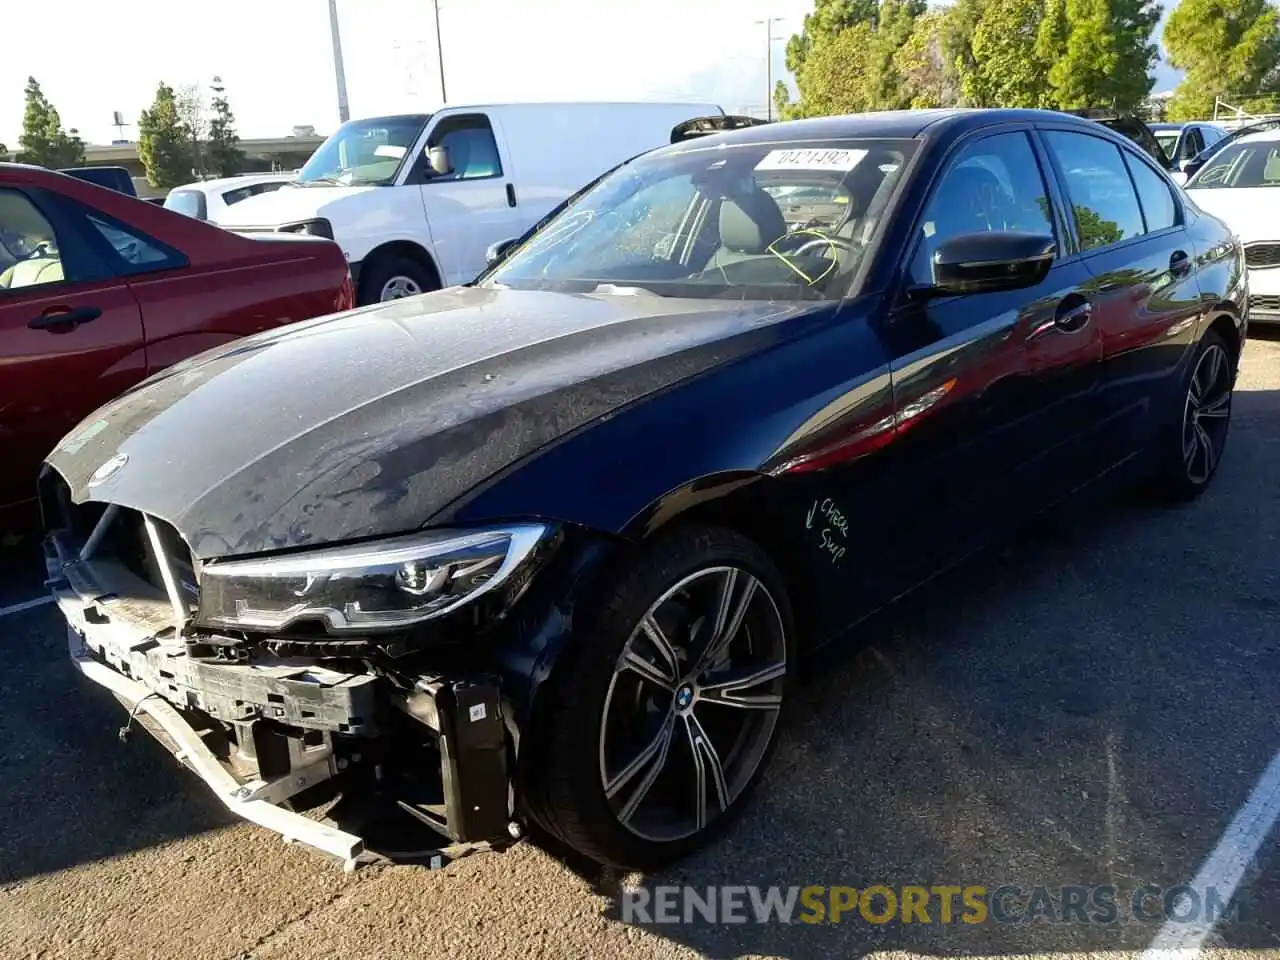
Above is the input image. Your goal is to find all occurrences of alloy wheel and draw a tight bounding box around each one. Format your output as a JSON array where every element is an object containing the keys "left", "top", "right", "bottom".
[
  {"left": 380, "top": 276, "right": 423, "bottom": 300},
  {"left": 1182, "top": 342, "right": 1232, "bottom": 485},
  {"left": 598, "top": 566, "right": 787, "bottom": 843}
]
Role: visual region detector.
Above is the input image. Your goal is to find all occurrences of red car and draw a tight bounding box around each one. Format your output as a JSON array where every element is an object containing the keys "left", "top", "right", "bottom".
[{"left": 0, "top": 164, "right": 354, "bottom": 518}]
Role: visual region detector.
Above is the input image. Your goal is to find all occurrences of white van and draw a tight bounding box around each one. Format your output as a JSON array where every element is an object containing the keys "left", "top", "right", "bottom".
[{"left": 215, "top": 101, "right": 723, "bottom": 304}]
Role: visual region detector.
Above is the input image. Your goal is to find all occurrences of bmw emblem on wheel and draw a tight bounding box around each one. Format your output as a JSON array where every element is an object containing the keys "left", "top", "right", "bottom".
[{"left": 87, "top": 453, "right": 128, "bottom": 487}]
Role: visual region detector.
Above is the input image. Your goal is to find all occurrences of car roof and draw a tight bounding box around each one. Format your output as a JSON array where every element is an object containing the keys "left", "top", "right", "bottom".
[
  {"left": 171, "top": 173, "right": 296, "bottom": 194},
  {"left": 650, "top": 108, "right": 1143, "bottom": 152},
  {"left": 1234, "top": 128, "right": 1280, "bottom": 145}
]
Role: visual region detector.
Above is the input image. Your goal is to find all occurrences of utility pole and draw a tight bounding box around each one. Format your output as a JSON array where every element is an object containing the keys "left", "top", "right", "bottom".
[
  {"left": 328, "top": 0, "right": 351, "bottom": 123},
  {"left": 432, "top": 0, "right": 447, "bottom": 104},
  {"left": 755, "top": 17, "right": 784, "bottom": 121}
]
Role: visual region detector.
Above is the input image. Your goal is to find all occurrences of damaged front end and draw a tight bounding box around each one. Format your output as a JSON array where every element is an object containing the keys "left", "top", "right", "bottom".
[{"left": 41, "top": 473, "right": 561, "bottom": 870}]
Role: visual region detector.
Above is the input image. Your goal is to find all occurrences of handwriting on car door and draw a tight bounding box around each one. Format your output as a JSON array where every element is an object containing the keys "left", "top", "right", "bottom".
[{"left": 805, "top": 497, "right": 848, "bottom": 563}]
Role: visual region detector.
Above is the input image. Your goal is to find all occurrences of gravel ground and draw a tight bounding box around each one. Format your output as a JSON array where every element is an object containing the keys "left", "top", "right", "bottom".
[{"left": 0, "top": 334, "right": 1276, "bottom": 960}]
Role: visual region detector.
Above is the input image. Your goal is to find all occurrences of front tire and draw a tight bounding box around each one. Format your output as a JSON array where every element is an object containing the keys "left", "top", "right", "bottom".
[
  {"left": 357, "top": 255, "right": 438, "bottom": 305},
  {"left": 1150, "top": 328, "right": 1234, "bottom": 500},
  {"left": 526, "top": 525, "right": 793, "bottom": 869}
]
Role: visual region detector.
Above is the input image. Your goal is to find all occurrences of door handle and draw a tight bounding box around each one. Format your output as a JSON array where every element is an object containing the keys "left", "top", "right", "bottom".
[
  {"left": 1030, "top": 297, "right": 1092, "bottom": 340},
  {"left": 1170, "top": 250, "right": 1191, "bottom": 277},
  {"left": 505, "top": 183, "right": 517, "bottom": 208},
  {"left": 1055, "top": 299, "right": 1092, "bottom": 332},
  {"left": 28, "top": 306, "right": 102, "bottom": 331}
]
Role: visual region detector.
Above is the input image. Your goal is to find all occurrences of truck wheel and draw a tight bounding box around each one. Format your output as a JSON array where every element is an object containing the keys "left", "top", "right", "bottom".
[
  {"left": 526, "top": 525, "right": 793, "bottom": 869},
  {"left": 358, "top": 255, "right": 438, "bottom": 305}
]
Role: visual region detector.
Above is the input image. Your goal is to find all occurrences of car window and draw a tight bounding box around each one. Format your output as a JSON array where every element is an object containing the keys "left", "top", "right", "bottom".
[
  {"left": 908, "top": 131, "right": 1055, "bottom": 287},
  {"left": 1184, "top": 128, "right": 1206, "bottom": 161},
  {"left": 427, "top": 114, "right": 503, "bottom": 181},
  {"left": 85, "top": 215, "right": 174, "bottom": 271},
  {"left": 1123, "top": 152, "right": 1179, "bottom": 232},
  {"left": 0, "top": 190, "right": 66, "bottom": 291},
  {"left": 164, "top": 189, "right": 207, "bottom": 220},
  {"left": 1155, "top": 131, "right": 1180, "bottom": 163},
  {"left": 1044, "top": 131, "right": 1145, "bottom": 250}
]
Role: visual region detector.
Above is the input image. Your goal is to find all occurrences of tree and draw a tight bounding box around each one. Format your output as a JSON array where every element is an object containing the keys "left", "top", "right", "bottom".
[
  {"left": 176, "top": 83, "right": 207, "bottom": 177},
  {"left": 863, "top": 0, "right": 929, "bottom": 110},
  {"left": 894, "top": 9, "right": 963, "bottom": 107},
  {"left": 17, "top": 77, "right": 85, "bottom": 167},
  {"left": 206, "top": 76, "right": 245, "bottom": 177},
  {"left": 784, "top": 0, "right": 879, "bottom": 85},
  {"left": 962, "top": 0, "right": 1052, "bottom": 107},
  {"left": 1040, "top": 0, "right": 1159, "bottom": 110},
  {"left": 781, "top": 0, "right": 929, "bottom": 117},
  {"left": 0, "top": 144, "right": 9, "bottom": 163},
  {"left": 138, "top": 82, "right": 193, "bottom": 189},
  {"left": 790, "top": 21, "right": 880, "bottom": 116},
  {"left": 1164, "top": 0, "right": 1280, "bottom": 120}
]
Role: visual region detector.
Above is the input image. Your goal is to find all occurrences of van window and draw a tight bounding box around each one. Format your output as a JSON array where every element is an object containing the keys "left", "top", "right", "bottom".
[{"left": 427, "top": 115, "right": 503, "bottom": 181}]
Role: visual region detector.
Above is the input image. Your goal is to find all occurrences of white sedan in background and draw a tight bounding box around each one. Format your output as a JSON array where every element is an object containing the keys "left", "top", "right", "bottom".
[
  {"left": 163, "top": 172, "right": 297, "bottom": 223},
  {"left": 1185, "top": 128, "right": 1280, "bottom": 324}
]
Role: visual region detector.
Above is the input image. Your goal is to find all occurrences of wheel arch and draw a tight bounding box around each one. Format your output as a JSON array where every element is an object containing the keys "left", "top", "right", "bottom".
[
  {"left": 358, "top": 240, "right": 442, "bottom": 295},
  {"left": 618, "top": 469, "right": 821, "bottom": 642},
  {"left": 1204, "top": 308, "right": 1243, "bottom": 371}
]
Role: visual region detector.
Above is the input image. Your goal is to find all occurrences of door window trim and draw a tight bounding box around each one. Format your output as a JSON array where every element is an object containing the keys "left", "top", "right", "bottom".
[
  {"left": 403, "top": 112, "right": 504, "bottom": 185},
  {"left": 893, "top": 125, "right": 1065, "bottom": 304},
  {"left": 1034, "top": 125, "right": 1174, "bottom": 261},
  {"left": 0, "top": 186, "right": 119, "bottom": 297},
  {"left": 69, "top": 201, "right": 189, "bottom": 278}
]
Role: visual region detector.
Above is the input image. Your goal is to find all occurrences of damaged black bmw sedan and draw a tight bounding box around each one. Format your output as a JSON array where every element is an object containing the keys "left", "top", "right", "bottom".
[{"left": 41, "top": 109, "right": 1245, "bottom": 870}]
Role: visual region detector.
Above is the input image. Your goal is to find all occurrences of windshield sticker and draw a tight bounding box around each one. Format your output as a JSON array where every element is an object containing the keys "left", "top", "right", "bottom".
[{"left": 755, "top": 148, "right": 868, "bottom": 173}]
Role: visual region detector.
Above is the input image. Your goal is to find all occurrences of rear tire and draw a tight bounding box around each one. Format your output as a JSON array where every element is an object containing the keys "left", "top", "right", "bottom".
[
  {"left": 1148, "top": 328, "right": 1234, "bottom": 501},
  {"left": 357, "top": 255, "right": 438, "bottom": 305},
  {"left": 524, "top": 525, "right": 794, "bottom": 870}
]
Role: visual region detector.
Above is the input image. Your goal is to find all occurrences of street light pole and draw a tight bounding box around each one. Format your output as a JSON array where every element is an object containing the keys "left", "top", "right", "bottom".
[
  {"left": 755, "top": 17, "right": 784, "bottom": 121},
  {"left": 328, "top": 0, "right": 350, "bottom": 123},
  {"left": 432, "top": 0, "right": 447, "bottom": 104}
]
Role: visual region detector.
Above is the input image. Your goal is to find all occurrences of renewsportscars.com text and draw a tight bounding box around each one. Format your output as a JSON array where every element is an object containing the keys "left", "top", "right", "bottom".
[{"left": 622, "top": 884, "right": 1246, "bottom": 926}]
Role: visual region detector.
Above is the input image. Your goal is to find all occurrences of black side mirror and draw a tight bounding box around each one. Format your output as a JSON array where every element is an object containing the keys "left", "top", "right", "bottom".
[
  {"left": 485, "top": 238, "right": 519, "bottom": 265},
  {"left": 925, "top": 232, "right": 1055, "bottom": 296}
]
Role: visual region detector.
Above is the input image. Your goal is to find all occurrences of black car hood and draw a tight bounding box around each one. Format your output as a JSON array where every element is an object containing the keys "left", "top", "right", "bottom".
[{"left": 46, "top": 286, "right": 804, "bottom": 558}]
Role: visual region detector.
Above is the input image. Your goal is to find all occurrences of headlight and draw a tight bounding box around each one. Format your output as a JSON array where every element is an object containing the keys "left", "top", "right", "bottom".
[
  {"left": 197, "top": 524, "right": 552, "bottom": 633},
  {"left": 279, "top": 218, "right": 334, "bottom": 239}
]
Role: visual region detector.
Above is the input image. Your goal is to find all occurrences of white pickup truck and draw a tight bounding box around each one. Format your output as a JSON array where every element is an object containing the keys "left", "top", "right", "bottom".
[{"left": 215, "top": 101, "right": 723, "bottom": 305}]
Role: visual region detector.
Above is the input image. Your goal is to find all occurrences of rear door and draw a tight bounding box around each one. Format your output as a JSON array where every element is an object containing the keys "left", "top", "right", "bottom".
[
  {"left": 880, "top": 128, "right": 1103, "bottom": 583},
  {"left": 0, "top": 187, "right": 145, "bottom": 508},
  {"left": 1039, "top": 128, "right": 1204, "bottom": 459},
  {"left": 409, "top": 111, "right": 521, "bottom": 285}
]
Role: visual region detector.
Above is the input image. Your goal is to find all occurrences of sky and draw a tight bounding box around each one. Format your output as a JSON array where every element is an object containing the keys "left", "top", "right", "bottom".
[{"left": 0, "top": 0, "right": 1181, "bottom": 147}]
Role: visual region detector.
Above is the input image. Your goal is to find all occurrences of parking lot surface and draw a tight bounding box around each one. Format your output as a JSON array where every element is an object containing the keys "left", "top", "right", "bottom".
[{"left": 0, "top": 337, "right": 1277, "bottom": 960}]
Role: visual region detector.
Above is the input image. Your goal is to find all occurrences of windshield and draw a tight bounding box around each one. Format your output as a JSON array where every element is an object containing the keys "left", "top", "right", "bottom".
[
  {"left": 1187, "top": 139, "right": 1280, "bottom": 188},
  {"left": 483, "top": 138, "right": 916, "bottom": 301},
  {"left": 296, "top": 115, "right": 429, "bottom": 186}
]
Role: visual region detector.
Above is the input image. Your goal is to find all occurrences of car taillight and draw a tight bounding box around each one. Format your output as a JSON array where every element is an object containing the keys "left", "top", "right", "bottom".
[{"left": 336, "top": 270, "right": 355, "bottom": 312}]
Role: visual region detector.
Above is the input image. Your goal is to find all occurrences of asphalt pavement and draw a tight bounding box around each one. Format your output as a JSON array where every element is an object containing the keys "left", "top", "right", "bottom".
[{"left": 0, "top": 336, "right": 1276, "bottom": 960}]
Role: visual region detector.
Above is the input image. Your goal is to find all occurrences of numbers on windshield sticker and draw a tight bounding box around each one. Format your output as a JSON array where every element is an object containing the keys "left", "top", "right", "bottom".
[{"left": 755, "top": 149, "right": 868, "bottom": 173}]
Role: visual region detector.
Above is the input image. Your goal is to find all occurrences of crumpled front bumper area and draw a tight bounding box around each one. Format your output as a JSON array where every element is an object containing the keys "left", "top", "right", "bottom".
[{"left": 44, "top": 514, "right": 516, "bottom": 870}]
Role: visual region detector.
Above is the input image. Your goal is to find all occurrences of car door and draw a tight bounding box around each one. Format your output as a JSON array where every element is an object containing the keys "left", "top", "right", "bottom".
[
  {"left": 878, "top": 128, "right": 1103, "bottom": 583},
  {"left": 1039, "top": 129, "right": 1204, "bottom": 461},
  {"left": 0, "top": 187, "right": 145, "bottom": 509},
  {"left": 411, "top": 112, "right": 520, "bottom": 285}
]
